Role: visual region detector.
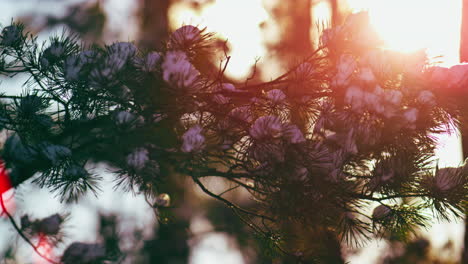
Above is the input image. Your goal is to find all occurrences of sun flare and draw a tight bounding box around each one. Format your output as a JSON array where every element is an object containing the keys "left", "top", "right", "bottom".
[
  {"left": 347, "top": 0, "right": 462, "bottom": 66},
  {"left": 346, "top": 1, "right": 465, "bottom": 259},
  {"left": 345, "top": 0, "right": 464, "bottom": 166},
  {"left": 169, "top": 0, "right": 268, "bottom": 79}
]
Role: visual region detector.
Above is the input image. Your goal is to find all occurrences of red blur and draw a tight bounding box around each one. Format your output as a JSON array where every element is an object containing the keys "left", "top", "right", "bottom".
[
  {"left": 0, "top": 158, "right": 15, "bottom": 217},
  {"left": 34, "top": 234, "right": 55, "bottom": 264},
  {"left": 0, "top": 159, "right": 12, "bottom": 194}
]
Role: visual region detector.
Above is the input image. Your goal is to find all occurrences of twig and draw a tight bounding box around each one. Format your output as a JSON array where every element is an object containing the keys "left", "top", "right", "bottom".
[
  {"left": 244, "top": 57, "right": 260, "bottom": 86},
  {"left": 191, "top": 175, "right": 275, "bottom": 222},
  {"left": 239, "top": 47, "right": 325, "bottom": 91},
  {"left": 217, "top": 184, "right": 240, "bottom": 197},
  {"left": 0, "top": 194, "right": 58, "bottom": 264},
  {"left": 144, "top": 196, "right": 166, "bottom": 225}
]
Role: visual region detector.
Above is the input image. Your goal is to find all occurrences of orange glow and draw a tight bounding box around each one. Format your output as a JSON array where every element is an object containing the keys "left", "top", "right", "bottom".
[
  {"left": 347, "top": 0, "right": 462, "bottom": 66},
  {"left": 343, "top": 1, "right": 464, "bottom": 166},
  {"left": 312, "top": 1, "right": 332, "bottom": 48},
  {"left": 343, "top": 2, "right": 465, "bottom": 261}
]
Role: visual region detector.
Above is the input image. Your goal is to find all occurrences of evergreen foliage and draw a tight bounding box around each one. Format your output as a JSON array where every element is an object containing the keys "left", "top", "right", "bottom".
[{"left": 0, "top": 12, "right": 467, "bottom": 263}]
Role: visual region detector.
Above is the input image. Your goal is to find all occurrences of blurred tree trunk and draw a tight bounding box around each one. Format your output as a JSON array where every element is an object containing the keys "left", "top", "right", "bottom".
[
  {"left": 460, "top": 0, "right": 468, "bottom": 263},
  {"left": 271, "top": 1, "right": 313, "bottom": 64},
  {"left": 138, "top": 0, "right": 171, "bottom": 50},
  {"left": 268, "top": 1, "right": 344, "bottom": 262},
  {"left": 269, "top": 1, "right": 314, "bottom": 131},
  {"left": 330, "top": 0, "right": 341, "bottom": 27}
]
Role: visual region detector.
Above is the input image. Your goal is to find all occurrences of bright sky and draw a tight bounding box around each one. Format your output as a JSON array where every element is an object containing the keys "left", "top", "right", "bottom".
[
  {"left": 348, "top": 0, "right": 462, "bottom": 66},
  {"left": 343, "top": 0, "right": 464, "bottom": 169},
  {"left": 170, "top": 0, "right": 268, "bottom": 79},
  {"left": 345, "top": 1, "right": 464, "bottom": 262},
  {"left": 172, "top": 0, "right": 466, "bottom": 262}
]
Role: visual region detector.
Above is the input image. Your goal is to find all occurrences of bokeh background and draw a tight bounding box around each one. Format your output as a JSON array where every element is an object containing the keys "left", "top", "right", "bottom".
[{"left": 0, "top": 0, "right": 465, "bottom": 263}]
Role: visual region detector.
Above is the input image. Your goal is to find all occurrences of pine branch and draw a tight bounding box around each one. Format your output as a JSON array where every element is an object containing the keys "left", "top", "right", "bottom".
[{"left": 0, "top": 194, "right": 58, "bottom": 264}]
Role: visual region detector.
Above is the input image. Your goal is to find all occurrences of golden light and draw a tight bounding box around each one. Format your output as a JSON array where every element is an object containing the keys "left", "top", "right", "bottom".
[
  {"left": 347, "top": 0, "right": 462, "bottom": 66},
  {"left": 344, "top": 0, "right": 464, "bottom": 165},
  {"left": 169, "top": 0, "right": 268, "bottom": 79},
  {"left": 172, "top": 1, "right": 466, "bottom": 262},
  {"left": 343, "top": 1, "right": 464, "bottom": 261},
  {"left": 311, "top": 0, "right": 332, "bottom": 47},
  {"left": 342, "top": 0, "right": 464, "bottom": 169}
]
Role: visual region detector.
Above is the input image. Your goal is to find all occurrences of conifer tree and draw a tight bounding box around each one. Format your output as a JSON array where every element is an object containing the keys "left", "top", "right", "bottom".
[{"left": 0, "top": 11, "right": 467, "bottom": 263}]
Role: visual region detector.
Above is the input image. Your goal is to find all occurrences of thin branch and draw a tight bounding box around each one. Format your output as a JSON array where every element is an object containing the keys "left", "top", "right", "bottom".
[
  {"left": 0, "top": 194, "right": 58, "bottom": 264},
  {"left": 239, "top": 47, "right": 325, "bottom": 91},
  {"left": 217, "top": 184, "right": 240, "bottom": 197},
  {"left": 191, "top": 175, "right": 275, "bottom": 222},
  {"left": 145, "top": 196, "right": 160, "bottom": 221},
  {"left": 244, "top": 57, "right": 260, "bottom": 87},
  {"left": 353, "top": 193, "right": 430, "bottom": 202}
]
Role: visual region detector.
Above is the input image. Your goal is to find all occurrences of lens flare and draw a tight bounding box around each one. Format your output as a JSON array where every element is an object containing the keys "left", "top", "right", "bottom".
[
  {"left": 169, "top": 0, "right": 268, "bottom": 79},
  {"left": 347, "top": 0, "right": 462, "bottom": 66}
]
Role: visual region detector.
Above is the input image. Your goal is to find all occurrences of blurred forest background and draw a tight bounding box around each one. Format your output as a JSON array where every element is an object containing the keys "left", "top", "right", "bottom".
[{"left": 0, "top": 0, "right": 465, "bottom": 263}]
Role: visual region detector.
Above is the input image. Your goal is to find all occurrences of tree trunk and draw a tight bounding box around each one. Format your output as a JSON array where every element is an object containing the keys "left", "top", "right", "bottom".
[
  {"left": 271, "top": 0, "right": 313, "bottom": 63},
  {"left": 138, "top": 0, "right": 171, "bottom": 50},
  {"left": 330, "top": 0, "right": 341, "bottom": 27}
]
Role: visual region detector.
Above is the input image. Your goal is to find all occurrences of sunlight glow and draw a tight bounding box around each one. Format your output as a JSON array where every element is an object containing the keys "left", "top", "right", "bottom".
[
  {"left": 312, "top": 1, "right": 332, "bottom": 48},
  {"left": 169, "top": 0, "right": 268, "bottom": 79},
  {"left": 346, "top": 0, "right": 464, "bottom": 165},
  {"left": 345, "top": 1, "right": 465, "bottom": 262},
  {"left": 347, "top": 0, "right": 462, "bottom": 66}
]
